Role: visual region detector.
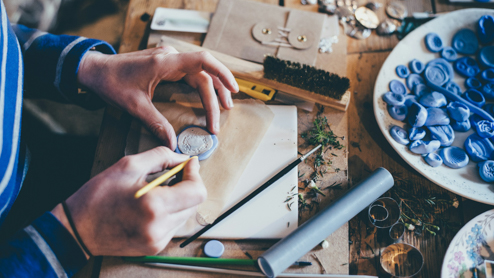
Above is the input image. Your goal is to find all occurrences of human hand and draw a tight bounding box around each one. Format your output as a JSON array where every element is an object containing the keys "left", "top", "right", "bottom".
[
  {"left": 51, "top": 147, "right": 206, "bottom": 257},
  {"left": 77, "top": 47, "right": 239, "bottom": 150}
]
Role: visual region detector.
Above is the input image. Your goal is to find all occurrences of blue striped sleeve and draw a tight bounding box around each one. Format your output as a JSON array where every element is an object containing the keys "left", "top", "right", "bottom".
[
  {"left": 12, "top": 24, "right": 117, "bottom": 110},
  {"left": 0, "top": 212, "right": 87, "bottom": 278}
]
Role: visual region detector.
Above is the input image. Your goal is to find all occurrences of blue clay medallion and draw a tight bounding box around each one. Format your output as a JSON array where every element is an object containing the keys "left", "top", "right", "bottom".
[
  {"left": 474, "top": 120, "right": 494, "bottom": 138},
  {"left": 406, "top": 74, "right": 425, "bottom": 90},
  {"left": 425, "top": 33, "right": 443, "bottom": 52},
  {"left": 464, "top": 133, "right": 494, "bottom": 162},
  {"left": 388, "top": 105, "right": 408, "bottom": 121},
  {"left": 424, "top": 153, "right": 443, "bottom": 167},
  {"left": 383, "top": 91, "right": 406, "bottom": 106},
  {"left": 454, "top": 57, "right": 480, "bottom": 78},
  {"left": 395, "top": 65, "right": 410, "bottom": 78},
  {"left": 428, "top": 125, "right": 455, "bottom": 147},
  {"left": 463, "top": 89, "right": 486, "bottom": 107},
  {"left": 444, "top": 81, "right": 462, "bottom": 96},
  {"left": 440, "top": 46, "right": 457, "bottom": 62},
  {"left": 390, "top": 126, "right": 409, "bottom": 145},
  {"left": 175, "top": 125, "right": 218, "bottom": 160},
  {"left": 478, "top": 160, "right": 494, "bottom": 182},
  {"left": 440, "top": 146, "right": 469, "bottom": 169},
  {"left": 481, "top": 68, "right": 494, "bottom": 84},
  {"left": 409, "top": 140, "right": 440, "bottom": 154},
  {"left": 452, "top": 28, "right": 479, "bottom": 55},
  {"left": 389, "top": 80, "right": 407, "bottom": 95},
  {"left": 465, "top": 77, "right": 482, "bottom": 90},
  {"left": 426, "top": 58, "right": 454, "bottom": 79},
  {"left": 408, "top": 59, "right": 424, "bottom": 74},
  {"left": 424, "top": 108, "right": 450, "bottom": 126}
]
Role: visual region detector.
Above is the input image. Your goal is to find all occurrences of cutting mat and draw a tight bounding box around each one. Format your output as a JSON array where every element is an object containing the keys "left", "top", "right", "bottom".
[{"left": 175, "top": 105, "right": 299, "bottom": 239}]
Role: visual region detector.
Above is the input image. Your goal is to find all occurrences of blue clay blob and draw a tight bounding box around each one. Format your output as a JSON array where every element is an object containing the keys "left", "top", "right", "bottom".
[
  {"left": 409, "top": 140, "right": 441, "bottom": 154},
  {"left": 388, "top": 105, "right": 408, "bottom": 121},
  {"left": 413, "top": 84, "right": 431, "bottom": 98},
  {"left": 424, "top": 153, "right": 443, "bottom": 167},
  {"left": 427, "top": 58, "right": 455, "bottom": 80},
  {"left": 425, "top": 108, "right": 450, "bottom": 126},
  {"left": 478, "top": 160, "right": 494, "bottom": 182},
  {"left": 404, "top": 94, "right": 418, "bottom": 107},
  {"left": 481, "top": 68, "right": 494, "bottom": 84},
  {"left": 389, "top": 80, "right": 407, "bottom": 95},
  {"left": 440, "top": 46, "right": 458, "bottom": 62},
  {"left": 425, "top": 65, "right": 450, "bottom": 87},
  {"left": 396, "top": 65, "right": 410, "bottom": 78},
  {"left": 478, "top": 15, "right": 494, "bottom": 44},
  {"left": 465, "top": 77, "right": 482, "bottom": 90},
  {"left": 383, "top": 91, "right": 406, "bottom": 106},
  {"left": 419, "top": 92, "right": 447, "bottom": 108},
  {"left": 475, "top": 120, "right": 494, "bottom": 138},
  {"left": 409, "top": 59, "right": 424, "bottom": 74},
  {"left": 451, "top": 119, "right": 471, "bottom": 132},
  {"left": 428, "top": 125, "right": 455, "bottom": 146},
  {"left": 175, "top": 125, "right": 219, "bottom": 161},
  {"left": 425, "top": 33, "right": 444, "bottom": 52},
  {"left": 478, "top": 46, "right": 494, "bottom": 68},
  {"left": 204, "top": 240, "right": 225, "bottom": 258},
  {"left": 447, "top": 101, "right": 470, "bottom": 122},
  {"left": 484, "top": 103, "right": 494, "bottom": 117},
  {"left": 452, "top": 28, "right": 479, "bottom": 55},
  {"left": 409, "top": 127, "right": 426, "bottom": 141},
  {"left": 453, "top": 57, "right": 480, "bottom": 78},
  {"left": 406, "top": 74, "right": 425, "bottom": 90},
  {"left": 390, "top": 126, "right": 409, "bottom": 145},
  {"left": 408, "top": 102, "right": 427, "bottom": 127},
  {"left": 444, "top": 81, "right": 462, "bottom": 96},
  {"left": 440, "top": 146, "right": 469, "bottom": 169},
  {"left": 463, "top": 89, "right": 486, "bottom": 107},
  {"left": 482, "top": 83, "right": 494, "bottom": 100},
  {"left": 464, "top": 133, "right": 494, "bottom": 162}
]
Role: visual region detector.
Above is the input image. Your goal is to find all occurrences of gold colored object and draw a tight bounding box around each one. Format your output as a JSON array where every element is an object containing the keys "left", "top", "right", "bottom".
[
  {"left": 262, "top": 28, "right": 271, "bottom": 34},
  {"left": 297, "top": 35, "right": 307, "bottom": 42}
]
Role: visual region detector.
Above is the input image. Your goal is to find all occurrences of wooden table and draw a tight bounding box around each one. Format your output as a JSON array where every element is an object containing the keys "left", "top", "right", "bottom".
[{"left": 77, "top": 0, "right": 494, "bottom": 277}]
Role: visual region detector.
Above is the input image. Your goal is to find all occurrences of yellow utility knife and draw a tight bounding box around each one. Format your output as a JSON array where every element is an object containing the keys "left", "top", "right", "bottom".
[{"left": 235, "top": 78, "right": 276, "bottom": 101}]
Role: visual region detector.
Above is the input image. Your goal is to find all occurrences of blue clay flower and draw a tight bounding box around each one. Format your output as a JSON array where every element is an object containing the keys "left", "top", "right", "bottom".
[
  {"left": 388, "top": 105, "right": 408, "bottom": 121},
  {"left": 479, "top": 160, "right": 494, "bottom": 182},
  {"left": 390, "top": 126, "right": 409, "bottom": 145},
  {"left": 475, "top": 120, "right": 494, "bottom": 138}
]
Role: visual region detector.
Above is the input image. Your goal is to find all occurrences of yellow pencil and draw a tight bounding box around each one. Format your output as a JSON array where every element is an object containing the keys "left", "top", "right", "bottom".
[{"left": 135, "top": 156, "right": 197, "bottom": 199}]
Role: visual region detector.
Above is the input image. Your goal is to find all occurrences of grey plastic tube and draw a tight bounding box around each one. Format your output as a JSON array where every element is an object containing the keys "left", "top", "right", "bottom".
[{"left": 258, "top": 168, "right": 394, "bottom": 278}]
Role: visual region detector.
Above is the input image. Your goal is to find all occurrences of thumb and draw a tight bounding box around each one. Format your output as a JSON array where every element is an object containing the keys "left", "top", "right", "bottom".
[{"left": 133, "top": 99, "right": 178, "bottom": 150}]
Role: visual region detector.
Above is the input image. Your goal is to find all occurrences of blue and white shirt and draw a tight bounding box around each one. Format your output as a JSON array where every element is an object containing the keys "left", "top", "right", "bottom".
[{"left": 0, "top": 1, "right": 116, "bottom": 276}]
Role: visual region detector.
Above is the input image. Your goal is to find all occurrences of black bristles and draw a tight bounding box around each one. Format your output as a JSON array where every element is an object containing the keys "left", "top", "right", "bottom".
[{"left": 263, "top": 56, "right": 350, "bottom": 100}]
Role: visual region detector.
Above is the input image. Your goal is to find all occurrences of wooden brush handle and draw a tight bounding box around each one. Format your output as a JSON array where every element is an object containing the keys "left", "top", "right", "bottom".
[{"left": 158, "top": 35, "right": 350, "bottom": 111}]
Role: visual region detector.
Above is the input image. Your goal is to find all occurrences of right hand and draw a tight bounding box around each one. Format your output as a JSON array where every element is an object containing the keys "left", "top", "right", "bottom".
[{"left": 52, "top": 147, "right": 207, "bottom": 256}]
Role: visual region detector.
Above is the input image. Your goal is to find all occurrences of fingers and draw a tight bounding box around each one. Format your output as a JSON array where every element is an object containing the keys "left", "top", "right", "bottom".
[
  {"left": 132, "top": 98, "right": 179, "bottom": 149},
  {"left": 183, "top": 73, "right": 221, "bottom": 134},
  {"left": 128, "top": 146, "right": 189, "bottom": 175},
  {"left": 210, "top": 74, "right": 234, "bottom": 110},
  {"left": 175, "top": 51, "right": 239, "bottom": 93}
]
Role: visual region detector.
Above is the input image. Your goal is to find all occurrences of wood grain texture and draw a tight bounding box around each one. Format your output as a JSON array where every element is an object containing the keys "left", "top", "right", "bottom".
[{"left": 434, "top": 0, "right": 494, "bottom": 12}]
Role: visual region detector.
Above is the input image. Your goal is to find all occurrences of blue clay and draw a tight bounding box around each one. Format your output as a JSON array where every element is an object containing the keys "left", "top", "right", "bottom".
[
  {"left": 425, "top": 108, "right": 450, "bottom": 126},
  {"left": 406, "top": 74, "right": 425, "bottom": 91},
  {"left": 428, "top": 125, "right": 455, "bottom": 147},
  {"left": 478, "top": 160, "right": 494, "bottom": 182},
  {"left": 451, "top": 119, "right": 471, "bottom": 132},
  {"left": 409, "top": 59, "right": 424, "bottom": 74},
  {"left": 408, "top": 127, "right": 426, "bottom": 141},
  {"left": 478, "top": 46, "right": 494, "bottom": 68},
  {"left": 447, "top": 101, "right": 470, "bottom": 122},
  {"left": 465, "top": 77, "right": 482, "bottom": 90},
  {"left": 440, "top": 46, "right": 457, "bottom": 62},
  {"left": 444, "top": 82, "right": 462, "bottom": 96},
  {"left": 481, "top": 83, "right": 494, "bottom": 100},
  {"left": 413, "top": 84, "right": 431, "bottom": 98},
  {"left": 204, "top": 240, "right": 224, "bottom": 258},
  {"left": 474, "top": 120, "right": 494, "bottom": 138},
  {"left": 389, "top": 80, "right": 407, "bottom": 95},
  {"left": 383, "top": 91, "right": 406, "bottom": 106},
  {"left": 390, "top": 126, "right": 409, "bottom": 145},
  {"left": 404, "top": 94, "right": 418, "bottom": 107},
  {"left": 409, "top": 140, "right": 441, "bottom": 154},
  {"left": 464, "top": 133, "right": 494, "bottom": 162},
  {"left": 408, "top": 102, "right": 427, "bottom": 127},
  {"left": 419, "top": 92, "right": 447, "bottom": 108},
  {"left": 470, "top": 114, "right": 483, "bottom": 128},
  {"left": 388, "top": 105, "right": 408, "bottom": 121},
  {"left": 440, "top": 146, "right": 469, "bottom": 169},
  {"left": 425, "top": 33, "right": 443, "bottom": 52},
  {"left": 175, "top": 125, "right": 219, "bottom": 161},
  {"left": 425, "top": 65, "right": 449, "bottom": 87},
  {"left": 396, "top": 65, "right": 410, "bottom": 78},
  {"left": 424, "top": 153, "right": 443, "bottom": 167},
  {"left": 478, "top": 15, "right": 494, "bottom": 44},
  {"left": 452, "top": 28, "right": 479, "bottom": 55},
  {"left": 427, "top": 58, "right": 455, "bottom": 79},
  {"left": 463, "top": 89, "right": 486, "bottom": 107},
  {"left": 484, "top": 103, "right": 494, "bottom": 117},
  {"left": 481, "top": 68, "right": 494, "bottom": 84},
  {"left": 454, "top": 57, "right": 480, "bottom": 78}
]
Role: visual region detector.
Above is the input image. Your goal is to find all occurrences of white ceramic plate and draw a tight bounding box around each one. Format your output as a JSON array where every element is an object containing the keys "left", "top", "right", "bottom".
[
  {"left": 373, "top": 9, "right": 494, "bottom": 205},
  {"left": 441, "top": 209, "right": 494, "bottom": 277}
]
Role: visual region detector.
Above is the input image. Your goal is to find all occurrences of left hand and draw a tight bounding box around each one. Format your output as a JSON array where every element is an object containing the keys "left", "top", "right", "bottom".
[{"left": 77, "top": 46, "right": 239, "bottom": 150}]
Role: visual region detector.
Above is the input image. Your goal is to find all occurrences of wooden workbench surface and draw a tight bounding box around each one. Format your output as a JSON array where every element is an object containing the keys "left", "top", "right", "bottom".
[{"left": 77, "top": 0, "right": 494, "bottom": 277}]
